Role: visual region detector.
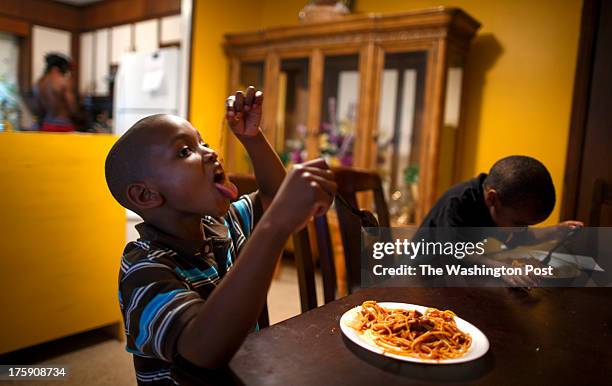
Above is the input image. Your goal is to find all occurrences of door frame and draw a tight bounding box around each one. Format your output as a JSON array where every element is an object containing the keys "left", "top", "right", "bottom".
[{"left": 561, "top": 0, "right": 601, "bottom": 221}]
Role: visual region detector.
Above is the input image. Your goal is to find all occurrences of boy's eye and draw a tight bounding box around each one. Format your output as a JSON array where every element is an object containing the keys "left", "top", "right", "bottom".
[
  {"left": 199, "top": 140, "right": 209, "bottom": 148},
  {"left": 179, "top": 146, "right": 193, "bottom": 158}
]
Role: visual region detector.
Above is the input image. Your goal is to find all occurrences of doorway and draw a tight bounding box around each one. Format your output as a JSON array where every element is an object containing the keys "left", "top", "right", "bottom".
[{"left": 562, "top": 0, "right": 612, "bottom": 226}]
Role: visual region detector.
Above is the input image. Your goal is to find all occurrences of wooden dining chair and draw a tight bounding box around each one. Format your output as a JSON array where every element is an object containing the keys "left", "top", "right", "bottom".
[
  {"left": 227, "top": 173, "right": 270, "bottom": 328},
  {"left": 294, "top": 166, "right": 390, "bottom": 311},
  {"left": 332, "top": 166, "right": 390, "bottom": 292}
]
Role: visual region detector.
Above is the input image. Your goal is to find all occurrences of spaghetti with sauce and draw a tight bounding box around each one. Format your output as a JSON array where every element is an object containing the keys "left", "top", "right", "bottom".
[{"left": 351, "top": 300, "right": 472, "bottom": 360}]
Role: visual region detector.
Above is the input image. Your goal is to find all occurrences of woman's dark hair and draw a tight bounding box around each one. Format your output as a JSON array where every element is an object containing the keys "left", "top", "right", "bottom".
[
  {"left": 484, "top": 155, "right": 556, "bottom": 219},
  {"left": 44, "top": 53, "right": 71, "bottom": 74}
]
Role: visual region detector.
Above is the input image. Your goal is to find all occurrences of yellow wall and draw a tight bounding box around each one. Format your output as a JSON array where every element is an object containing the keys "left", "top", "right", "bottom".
[
  {"left": 189, "top": 0, "right": 262, "bottom": 153},
  {"left": 0, "top": 132, "right": 125, "bottom": 353},
  {"left": 189, "top": 0, "right": 583, "bottom": 224}
]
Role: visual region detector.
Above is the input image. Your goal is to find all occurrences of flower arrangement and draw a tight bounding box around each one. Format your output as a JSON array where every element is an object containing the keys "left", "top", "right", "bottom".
[
  {"left": 280, "top": 123, "right": 308, "bottom": 165},
  {"left": 279, "top": 96, "right": 356, "bottom": 167},
  {"left": 319, "top": 97, "right": 355, "bottom": 166}
]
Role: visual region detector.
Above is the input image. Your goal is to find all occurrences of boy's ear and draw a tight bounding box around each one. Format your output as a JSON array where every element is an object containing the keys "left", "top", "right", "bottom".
[
  {"left": 126, "top": 182, "right": 164, "bottom": 210},
  {"left": 484, "top": 187, "right": 498, "bottom": 208}
]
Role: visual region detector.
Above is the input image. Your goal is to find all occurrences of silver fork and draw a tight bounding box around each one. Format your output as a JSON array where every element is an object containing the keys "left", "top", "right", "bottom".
[
  {"left": 541, "top": 226, "right": 581, "bottom": 266},
  {"left": 334, "top": 193, "right": 379, "bottom": 228}
]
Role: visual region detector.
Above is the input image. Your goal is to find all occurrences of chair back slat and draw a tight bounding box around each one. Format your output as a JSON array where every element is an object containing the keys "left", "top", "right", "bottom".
[
  {"left": 293, "top": 228, "right": 318, "bottom": 312},
  {"left": 334, "top": 200, "right": 362, "bottom": 293},
  {"left": 295, "top": 166, "right": 390, "bottom": 311},
  {"left": 314, "top": 215, "right": 336, "bottom": 303}
]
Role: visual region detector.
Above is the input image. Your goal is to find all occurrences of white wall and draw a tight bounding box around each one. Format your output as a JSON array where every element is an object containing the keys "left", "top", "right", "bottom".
[
  {"left": 111, "top": 24, "right": 133, "bottom": 65},
  {"left": 80, "top": 15, "right": 185, "bottom": 97},
  {"left": 160, "top": 15, "right": 181, "bottom": 44},
  {"left": 31, "top": 26, "right": 71, "bottom": 83},
  {"left": 94, "top": 29, "right": 110, "bottom": 95},
  {"left": 134, "top": 19, "right": 158, "bottom": 53},
  {"left": 79, "top": 32, "right": 94, "bottom": 94}
]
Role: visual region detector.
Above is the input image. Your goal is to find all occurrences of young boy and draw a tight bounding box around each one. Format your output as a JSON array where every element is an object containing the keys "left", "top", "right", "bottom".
[
  {"left": 419, "top": 155, "right": 582, "bottom": 286},
  {"left": 105, "top": 86, "right": 336, "bottom": 384},
  {"left": 421, "top": 155, "right": 581, "bottom": 229}
]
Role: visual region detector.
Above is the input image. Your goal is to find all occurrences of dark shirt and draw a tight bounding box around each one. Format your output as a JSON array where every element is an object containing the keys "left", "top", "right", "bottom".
[
  {"left": 420, "top": 173, "right": 494, "bottom": 228},
  {"left": 118, "top": 193, "right": 262, "bottom": 385},
  {"left": 417, "top": 173, "right": 532, "bottom": 251}
]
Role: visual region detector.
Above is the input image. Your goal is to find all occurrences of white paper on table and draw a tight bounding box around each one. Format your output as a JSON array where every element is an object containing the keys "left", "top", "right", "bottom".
[{"left": 531, "top": 250, "right": 604, "bottom": 272}]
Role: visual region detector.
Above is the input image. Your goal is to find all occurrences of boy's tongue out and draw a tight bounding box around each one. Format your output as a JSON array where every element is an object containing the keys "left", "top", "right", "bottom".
[{"left": 215, "top": 179, "right": 238, "bottom": 200}]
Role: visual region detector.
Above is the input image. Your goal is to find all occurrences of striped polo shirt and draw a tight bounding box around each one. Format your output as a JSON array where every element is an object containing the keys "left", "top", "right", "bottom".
[{"left": 118, "top": 193, "right": 262, "bottom": 385}]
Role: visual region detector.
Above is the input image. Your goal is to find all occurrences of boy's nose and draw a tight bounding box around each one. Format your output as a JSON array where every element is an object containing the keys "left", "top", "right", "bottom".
[{"left": 202, "top": 148, "right": 218, "bottom": 162}]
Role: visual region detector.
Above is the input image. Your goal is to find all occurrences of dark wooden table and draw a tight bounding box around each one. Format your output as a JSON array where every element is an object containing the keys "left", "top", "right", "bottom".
[{"left": 179, "top": 287, "right": 612, "bottom": 385}]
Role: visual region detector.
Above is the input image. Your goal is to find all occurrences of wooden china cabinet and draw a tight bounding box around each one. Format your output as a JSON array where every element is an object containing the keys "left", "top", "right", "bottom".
[{"left": 224, "top": 7, "right": 480, "bottom": 223}]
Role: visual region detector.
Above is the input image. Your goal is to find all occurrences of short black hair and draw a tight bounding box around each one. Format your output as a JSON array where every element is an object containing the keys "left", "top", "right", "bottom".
[
  {"left": 44, "top": 53, "right": 71, "bottom": 74},
  {"left": 104, "top": 114, "right": 168, "bottom": 211},
  {"left": 484, "top": 155, "right": 556, "bottom": 219}
]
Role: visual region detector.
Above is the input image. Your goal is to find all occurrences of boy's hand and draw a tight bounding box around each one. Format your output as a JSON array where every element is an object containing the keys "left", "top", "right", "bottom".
[
  {"left": 557, "top": 220, "right": 583, "bottom": 230},
  {"left": 554, "top": 220, "right": 584, "bottom": 239},
  {"left": 268, "top": 158, "right": 336, "bottom": 231},
  {"left": 226, "top": 86, "right": 263, "bottom": 137}
]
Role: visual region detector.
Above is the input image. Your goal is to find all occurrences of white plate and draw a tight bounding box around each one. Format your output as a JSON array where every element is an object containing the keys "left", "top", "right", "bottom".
[{"left": 340, "top": 302, "right": 489, "bottom": 364}]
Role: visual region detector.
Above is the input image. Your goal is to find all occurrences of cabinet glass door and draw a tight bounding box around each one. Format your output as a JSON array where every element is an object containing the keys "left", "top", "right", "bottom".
[
  {"left": 277, "top": 58, "right": 309, "bottom": 165},
  {"left": 438, "top": 52, "right": 464, "bottom": 193},
  {"left": 376, "top": 51, "right": 427, "bottom": 225},
  {"left": 319, "top": 54, "right": 359, "bottom": 167}
]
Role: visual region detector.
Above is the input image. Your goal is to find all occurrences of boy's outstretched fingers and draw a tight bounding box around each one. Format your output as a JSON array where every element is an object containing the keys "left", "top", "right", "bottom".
[
  {"left": 269, "top": 162, "right": 337, "bottom": 231},
  {"left": 300, "top": 169, "right": 335, "bottom": 195},
  {"left": 226, "top": 96, "right": 239, "bottom": 122},
  {"left": 303, "top": 178, "right": 336, "bottom": 218},
  {"left": 244, "top": 86, "right": 255, "bottom": 111},
  {"left": 300, "top": 157, "right": 331, "bottom": 170},
  {"left": 234, "top": 91, "right": 245, "bottom": 115},
  {"left": 559, "top": 220, "right": 584, "bottom": 230},
  {"left": 302, "top": 169, "right": 337, "bottom": 198},
  {"left": 225, "top": 86, "right": 263, "bottom": 136},
  {"left": 297, "top": 160, "right": 336, "bottom": 215},
  {"left": 254, "top": 90, "right": 263, "bottom": 107},
  {"left": 226, "top": 95, "right": 234, "bottom": 112},
  {"left": 310, "top": 182, "right": 334, "bottom": 217}
]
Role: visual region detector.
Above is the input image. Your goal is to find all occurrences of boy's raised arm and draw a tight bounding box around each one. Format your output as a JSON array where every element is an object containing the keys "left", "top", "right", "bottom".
[
  {"left": 175, "top": 87, "right": 337, "bottom": 368},
  {"left": 226, "top": 87, "right": 285, "bottom": 207},
  {"left": 176, "top": 160, "right": 336, "bottom": 368}
]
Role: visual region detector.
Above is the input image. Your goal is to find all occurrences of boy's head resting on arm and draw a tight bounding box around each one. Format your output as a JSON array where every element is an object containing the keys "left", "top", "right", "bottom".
[
  {"left": 483, "top": 155, "right": 556, "bottom": 227},
  {"left": 105, "top": 114, "right": 238, "bottom": 224}
]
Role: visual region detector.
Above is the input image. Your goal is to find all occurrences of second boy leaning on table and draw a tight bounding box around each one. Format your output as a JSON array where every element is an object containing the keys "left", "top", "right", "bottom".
[
  {"left": 418, "top": 155, "right": 582, "bottom": 287},
  {"left": 105, "top": 86, "right": 336, "bottom": 385}
]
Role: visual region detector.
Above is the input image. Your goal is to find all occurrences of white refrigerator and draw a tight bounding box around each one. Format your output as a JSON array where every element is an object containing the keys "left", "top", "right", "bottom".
[
  {"left": 113, "top": 47, "right": 181, "bottom": 137},
  {"left": 113, "top": 47, "right": 182, "bottom": 228}
]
